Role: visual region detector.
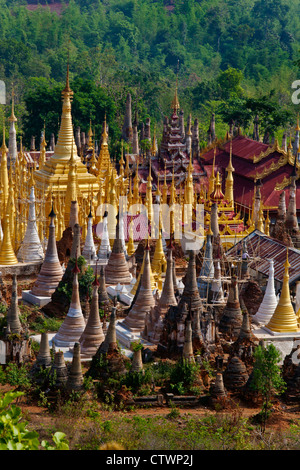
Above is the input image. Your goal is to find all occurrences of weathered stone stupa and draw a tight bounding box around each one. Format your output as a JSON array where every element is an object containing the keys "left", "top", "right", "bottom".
[
  {"left": 182, "top": 320, "right": 195, "bottom": 363},
  {"left": 98, "top": 265, "right": 109, "bottom": 304},
  {"left": 7, "top": 274, "right": 22, "bottom": 334},
  {"left": 209, "top": 373, "right": 227, "bottom": 403},
  {"left": 29, "top": 207, "right": 63, "bottom": 297},
  {"left": 49, "top": 350, "right": 68, "bottom": 388},
  {"left": 52, "top": 260, "right": 86, "bottom": 348},
  {"left": 105, "top": 214, "right": 132, "bottom": 285},
  {"left": 123, "top": 241, "right": 155, "bottom": 332},
  {"left": 66, "top": 342, "right": 84, "bottom": 391},
  {"left": 158, "top": 246, "right": 177, "bottom": 309},
  {"left": 223, "top": 355, "right": 249, "bottom": 391},
  {"left": 79, "top": 270, "right": 105, "bottom": 358},
  {"left": 34, "top": 331, "right": 52, "bottom": 369},
  {"left": 218, "top": 275, "right": 243, "bottom": 340}
]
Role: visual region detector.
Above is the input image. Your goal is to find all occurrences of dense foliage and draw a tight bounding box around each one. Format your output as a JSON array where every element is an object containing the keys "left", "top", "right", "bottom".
[{"left": 0, "top": 0, "right": 299, "bottom": 152}]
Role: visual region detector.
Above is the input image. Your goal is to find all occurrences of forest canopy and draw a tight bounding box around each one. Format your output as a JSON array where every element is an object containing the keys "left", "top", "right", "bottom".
[{"left": 0, "top": 0, "right": 299, "bottom": 154}]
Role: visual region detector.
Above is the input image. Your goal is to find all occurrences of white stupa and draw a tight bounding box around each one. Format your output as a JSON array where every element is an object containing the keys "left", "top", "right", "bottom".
[
  {"left": 17, "top": 186, "right": 44, "bottom": 263},
  {"left": 253, "top": 259, "right": 278, "bottom": 325},
  {"left": 97, "top": 212, "right": 111, "bottom": 260},
  {"left": 82, "top": 209, "right": 97, "bottom": 262}
]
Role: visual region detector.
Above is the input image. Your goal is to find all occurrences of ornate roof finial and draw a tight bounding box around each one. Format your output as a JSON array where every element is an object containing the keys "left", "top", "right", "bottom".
[
  {"left": 62, "top": 41, "right": 72, "bottom": 98},
  {"left": 9, "top": 87, "right": 17, "bottom": 123},
  {"left": 171, "top": 60, "right": 180, "bottom": 113}
]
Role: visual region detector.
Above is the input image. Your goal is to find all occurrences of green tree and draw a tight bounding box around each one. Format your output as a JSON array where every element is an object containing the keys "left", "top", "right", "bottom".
[{"left": 250, "top": 343, "right": 286, "bottom": 432}]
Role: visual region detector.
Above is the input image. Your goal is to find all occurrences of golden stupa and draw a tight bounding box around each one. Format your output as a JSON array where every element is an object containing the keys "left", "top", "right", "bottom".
[
  {"left": 266, "top": 249, "right": 299, "bottom": 333},
  {"left": 34, "top": 64, "right": 98, "bottom": 220}
]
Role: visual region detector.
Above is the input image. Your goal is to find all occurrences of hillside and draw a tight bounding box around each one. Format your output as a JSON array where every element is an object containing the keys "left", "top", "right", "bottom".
[{"left": 0, "top": 0, "right": 299, "bottom": 152}]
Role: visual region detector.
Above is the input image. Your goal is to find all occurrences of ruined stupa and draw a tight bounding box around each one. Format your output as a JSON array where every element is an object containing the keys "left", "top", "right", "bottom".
[
  {"left": 66, "top": 342, "right": 84, "bottom": 391},
  {"left": 218, "top": 275, "right": 243, "bottom": 340}
]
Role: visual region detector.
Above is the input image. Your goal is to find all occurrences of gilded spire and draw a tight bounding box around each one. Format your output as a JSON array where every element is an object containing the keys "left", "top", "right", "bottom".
[
  {"left": 146, "top": 158, "right": 153, "bottom": 224},
  {"left": 208, "top": 147, "right": 216, "bottom": 197},
  {"left": 87, "top": 119, "right": 93, "bottom": 150},
  {"left": 266, "top": 249, "right": 299, "bottom": 332},
  {"left": 211, "top": 171, "right": 224, "bottom": 201},
  {"left": 65, "top": 141, "right": 78, "bottom": 223},
  {"left": 151, "top": 125, "right": 157, "bottom": 156},
  {"left": 162, "top": 163, "right": 168, "bottom": 204},
  {"left": 9, "top": 88, "right": 17, "bottom": 123},
  {"left": 171, "top": 74, "right": 180, "bottom": 113},
  {"left": 51, "top": 62, "right": 79, "bottom": 163},
  {"left": 39, "top": 122, "right": 47, "bottom": 170},
  {"left": 224, "top": 139, "right": 235, "bottom": 206},
  {"left": 0, "top": 119, "right": 9, "bottom": 213}
]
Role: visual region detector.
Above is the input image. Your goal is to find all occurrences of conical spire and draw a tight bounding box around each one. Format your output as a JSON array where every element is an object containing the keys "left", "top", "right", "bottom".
[
  {"left": 98, "top": 264, "right": 109, "bottom": 304},
  {"left": 266, "top": 250, "right": 299, "bottom": 333},
  {"left": 8, "top": 89, "right": 17, "bottom": 169},
  {"left": 102, "top": 305, "right": 118, "bottom": 354},
  {"left": 65, "top": 141, "right": 79, "bottom": 224},
  {"left": 0, "top": 212, "right": 18, "bottom": 265},
  {"left": 79, "top": 268, "right": 105, "bottom": 358},
  {"left": 151, "top": 224, "right": 166, "bottom": 275},
  {"left": 123, "top": 241, "right": 156, "bottom": 331},
  {"left": 159, "top": 246, "right": 177, "bottom": 308},
  {"left": 224, "top": 139, "right": 234, "bottom": 206},
  {"left": 7, "top": 274, "right": 22, "bottom": 334},
  {"left": 66, "top": 342, "right": 84, "bottom": 391},
  {"left": 182, "top": 320, "right": 195, "bottom": 363},
  {"left": 178, "top": 250, "right": 202, "bottom": 313},
  {"left": 130, "top": 240, "right": 156, "bottom": 296},
  {"left": 171, "top": 77, "right": 180, "bottom": 114},
  {"left": 210, "top": 260, "right": 225, "bottom": 304},
  {"left": 0, "top": 120, "right": 9, "bottom": 213},
  {"left": 33, "top": 331, "right": 52, "bottom": 370}
]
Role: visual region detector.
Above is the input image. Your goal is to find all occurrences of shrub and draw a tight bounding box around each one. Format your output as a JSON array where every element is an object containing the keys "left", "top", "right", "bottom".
[
  {"left": 0, "top": 391, "right": 69, "bottom": 450},
  {"left": 169, "top": 359, "right": 201, "bottom": 394},
  {"left": 0, "top": 363, "right": 32, "bottom": 390}
]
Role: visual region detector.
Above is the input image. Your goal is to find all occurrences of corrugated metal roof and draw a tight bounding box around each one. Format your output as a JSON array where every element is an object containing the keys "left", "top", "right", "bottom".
[{"left": 226, "top": 229, "right": 300, "bottom": 284}]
